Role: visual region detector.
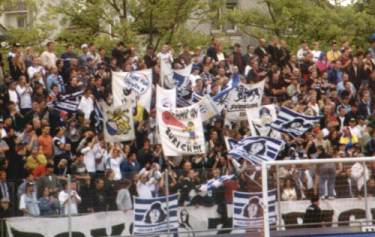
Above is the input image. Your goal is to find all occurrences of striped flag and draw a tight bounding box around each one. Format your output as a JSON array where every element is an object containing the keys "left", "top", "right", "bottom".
[
  {"left": 93, "top": 102, "right": 104, "bottom": 133},
  {"left": 228, "top": 136, "right": 284, "bottom": 166},
  {"left": 134, "top": 194, "right": 179, "bottom": 234},
  {"left": 199, "top": 174, "right": 235, "bottom": 192},
  {"left": 233, "top": 190, "right": 277, "bottom": 228},
  {"left": 48, "top": 90, "right": 84, "bottom": 113},
  {"left": 212, "top": 73, "right": 240, "bottom": 111},
  {"left": 270, "top": 107, "right": 321, "bottom": 136}
]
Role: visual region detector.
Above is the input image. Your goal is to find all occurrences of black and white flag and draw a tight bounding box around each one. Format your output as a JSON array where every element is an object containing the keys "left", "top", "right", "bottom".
[
  {"left": 233, "top": 190, "right": 277, "bottom": 228},
  {"left": 134, "top": 194, "right": 178, "bottom": 234},
  {"left": 228, "top": 136, "right": 284, "bottom": 166},
  {"left": 270, "top": 107, "right": 321, "bottom": 136},
  {"left": 48, "top": 90, "right": 84, "bottom": 113}
]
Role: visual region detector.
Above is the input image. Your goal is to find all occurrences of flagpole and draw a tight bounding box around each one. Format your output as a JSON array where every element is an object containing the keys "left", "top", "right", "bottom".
[
  {"left": 261, "top": 162, "right": 270, "bottom": 237},
  {"left": 165, "top": 168, "right": 170, "bottom": 236}
]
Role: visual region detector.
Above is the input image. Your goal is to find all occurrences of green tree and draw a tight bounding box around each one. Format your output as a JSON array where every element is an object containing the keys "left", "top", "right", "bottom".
[
  {"left": 52, "top": 0, "right": 218, "bottom": 49},
  {"left": 225, "top": 0, "right": 375, "bottom": 50}
]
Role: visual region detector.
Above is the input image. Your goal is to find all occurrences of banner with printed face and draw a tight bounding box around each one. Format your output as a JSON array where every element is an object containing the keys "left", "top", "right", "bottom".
[
  {"left": 157, "top": 103, "right": 205, "bottom": 156},
  {"left": 247, "top": 104, "right": 280, "bottom": 137},
  {"left": 233, "top": 190, "right": 277, "bottom": 229},
  {"left": 224, "top": 136, "right": 238, "bottom": 151},
  {"left": 156, "top": 85, "right": 176, "bottom": 109},
  {"left": 134, "top": 194, "right": 179, "bottom": 234},
  {"left": 103, "top": 103, "right": 135, "bottom": 142},
  {"left": 228, "top": 136, "right": 284, "bottom": 166},
  {"left": 112, "top": 69, "right": 153, "bottom": 112},
  {"left": 226, "top": 80, "right": 265, "bottom": 121},
  {"left": 270, "top": 106, "right": 322, "bottom": 137}
]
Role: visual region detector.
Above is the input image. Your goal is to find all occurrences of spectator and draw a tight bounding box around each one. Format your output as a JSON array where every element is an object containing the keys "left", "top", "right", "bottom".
[
  {"left": 303, "top": 195, "right": 322, "bottom": 228},
  {"left": 116, "top": 179, "right": 132, "bottom": 212},
  {"left": 40, "top": 42, "right": 57, "bottom": 70},
  {"left": 19, "top": 182, "right": 40, "bottom": 216},
  {"left": 317, "top": 146, "right": 336, "bottom": 199},
  {"left": 281, "top": 178, "right": 298, "bottom": 201},
  {"left": 38, "top": 186, "right": 60, "bottom": 216},
  {"left": 89, "top": 178, "right": 108, "bottom": 212},
  {"left": 58, "top": 181, "right": 81, "bottom": 215}
]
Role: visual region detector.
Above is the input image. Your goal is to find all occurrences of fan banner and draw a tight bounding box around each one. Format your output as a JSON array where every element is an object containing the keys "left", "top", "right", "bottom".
[
  {"left": 157, "top": 103, "right": 205, "bottom": 156},
  {"left": 103, "top": 103, "right": 135, "bottom": 143},
  {"left": 112, "top": 69, "right": 153, "bottom": 112},
  {"left": 246, "top": 104, "right": 280, "bottom": 137},
  {"left": 225, "top": 80, "right": 265, "bottom": 121}
]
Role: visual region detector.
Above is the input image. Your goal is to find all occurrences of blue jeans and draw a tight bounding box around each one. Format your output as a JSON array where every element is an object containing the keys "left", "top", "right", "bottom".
[{"left": 319, "top": 168, "right": 336, "bottom": 197}]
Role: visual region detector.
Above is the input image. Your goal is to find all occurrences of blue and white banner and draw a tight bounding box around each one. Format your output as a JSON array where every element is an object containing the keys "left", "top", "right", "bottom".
[
  {"left": 233, "top": 190, "right": 277, "bottom": 228},
  {"left": 199, "top": 174, "right": 235, "bottom": 192},
  {"left": 112, "top": 69, "right": 153, "bottom": 112},
  {"left": 103, "top": 102, "right": 135, "bottom": 143},
  {"left": 161, "top": 60, "right": 192, "bottom": 90},
  {"left": 48, "top": 90, "right": 84, "bottom": 113},
  {"left": 226, "top": 80, "right": 265, "bottom": 121},
  {"left": 228, "top": 136, "right": 284, "bottom": 166},
  {"left": 134, "top": 194, "right": 179, "bottom": 234},
  {"left": 224, "top": 136, "right": 238, "bottom": 151},
  {"left": 212, "top": 74, "right": 240, "bottom": 112},
  {"left": 247, "top": 104, "right": 280, "bottom": 137},
  {"left": 270, "top": 107, "right": 321, "bottom": 136}
]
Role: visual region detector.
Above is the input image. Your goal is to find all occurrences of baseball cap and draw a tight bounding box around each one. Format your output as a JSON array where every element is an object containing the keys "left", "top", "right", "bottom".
[{"left": 81, "top": 43, "right": 88, "bottom": 49}]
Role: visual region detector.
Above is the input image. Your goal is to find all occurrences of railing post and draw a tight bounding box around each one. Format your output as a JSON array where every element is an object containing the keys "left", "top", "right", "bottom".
[
  {"left": 67, "top": 174, "right": 72, "bottom": 237},
  {"left": 165, "top": 170, "right": 170, "bottom": 236},
  {"left": 276, "top": 165, "right": 282, "bottom": 230},
  {"left": 262, "top": 162, "right": 270, "bottom": 237},
  {"left": 362, "top": 161, "right": 370, "bottom": 225}
]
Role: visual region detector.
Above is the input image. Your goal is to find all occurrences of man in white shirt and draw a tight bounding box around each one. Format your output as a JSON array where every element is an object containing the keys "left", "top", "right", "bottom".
[
  {"left": 297, "top": 41, "right": 310, "bottom": 62},
  {"left": 16, "top": 76, "right": 33, "bottom": 113},
  {"left": 27, "top": 57, "right": 46, "bottom": 79},
  {"left": 78, "top": 89, "right": 94, "bottom": 119},
  {"left": 40, "top": 42, "right": 57, "bottom": 70},
  {"left": 8, "top": 81, "right": 19, "bottom": 111},
  {"left": 58, "top": 181, "right": 81, "bottom": 215},
  {"left": 80, "top": 136, "right": 97, "bottom": 175},
  {"left": 311, "top": 41, "right": 322, "bottom": 63},
  {"left": 19, "top": 183, "right": 40, "bottom": 216}
]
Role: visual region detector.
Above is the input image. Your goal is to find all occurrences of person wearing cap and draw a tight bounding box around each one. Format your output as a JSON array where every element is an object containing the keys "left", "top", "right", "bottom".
[
  {"left": 78, "top": 43, "right": 89, "bottom": 67},
  {"left": 40, "top": 41, "right": 57, "bottom": 70},
  {"left": 19, "top": 182, "right": 40, "bottom": 216},
  {"left": 327, "top": 41, "right": 341, "bottom": 62}
]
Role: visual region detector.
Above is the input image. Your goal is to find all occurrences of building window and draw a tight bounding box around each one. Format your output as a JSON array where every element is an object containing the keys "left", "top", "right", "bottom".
[
  {"left": 224, "top": 1, "right": 237, "bottom": 31},
  {"left": 211, "top": 0, "right": 238, "bottom": 33},
  {"left": 16, "top": 15, "right": 27, "bottom": 28}
]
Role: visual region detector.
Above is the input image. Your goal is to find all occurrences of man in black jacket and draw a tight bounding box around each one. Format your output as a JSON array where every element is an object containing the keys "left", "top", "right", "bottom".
[{"left": 303, "top": 195, "right": 322, "bottom": 228}]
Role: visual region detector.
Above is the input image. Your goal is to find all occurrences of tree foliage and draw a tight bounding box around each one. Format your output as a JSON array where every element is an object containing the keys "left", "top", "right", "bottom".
[
  {"left": 52, "top": 0, "right": 218, "bottom": 49},
  {"left": 225, "top": 0, "right": 375, "bottom": 50}
]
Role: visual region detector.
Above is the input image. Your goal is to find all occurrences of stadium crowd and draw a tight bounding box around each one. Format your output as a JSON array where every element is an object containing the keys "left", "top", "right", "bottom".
[{"left": 0, "top": 36, "right": 374, "bottom": 219}]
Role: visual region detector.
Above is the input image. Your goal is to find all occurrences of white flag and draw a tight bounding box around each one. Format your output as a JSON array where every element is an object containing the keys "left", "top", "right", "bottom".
[
  {"left": 157, "top": 103, "right": 205, "bottom": 156},
  {"left": 226, "top": 80, "right": 265, "bottom": 121},
  {"left": 247, "top": 104, "right": 280, "bottom": 137},
  {"left": 103, "top": 103, "right": 135, "bottom": 142},
  {"left": 198, "top": 95, "right": 219, "bottom": 122},
  {"left": 156, "top": 85, "right": 176, "bottom": 109},
  {"left": 112, "top": 69, "right": 153, "bottom": 112}
]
